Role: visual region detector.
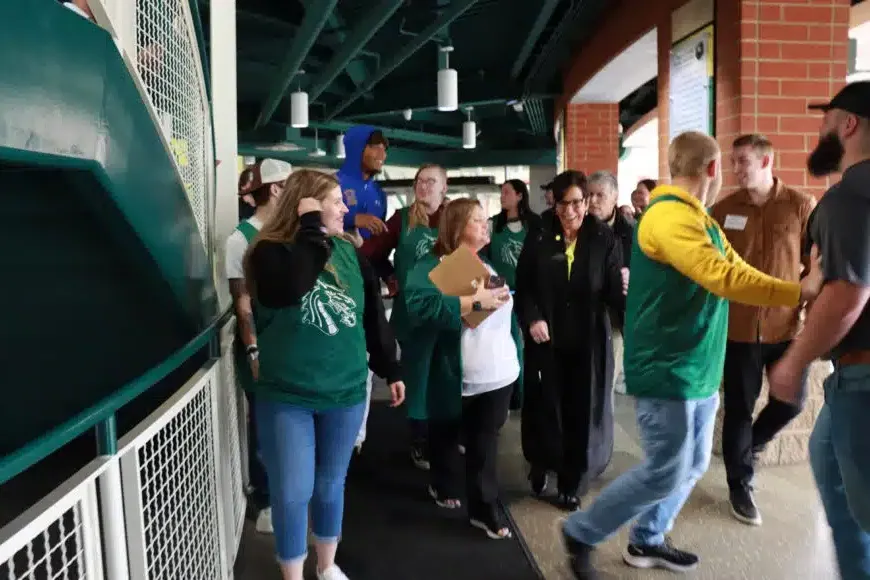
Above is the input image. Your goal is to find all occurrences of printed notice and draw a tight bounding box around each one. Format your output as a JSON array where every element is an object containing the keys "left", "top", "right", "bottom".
[
  {"left": 669, "top": 25, "right": 714, "bottom": 140},
  {"left": 723, "top": 215, "right": 748, "bottom": 231}
]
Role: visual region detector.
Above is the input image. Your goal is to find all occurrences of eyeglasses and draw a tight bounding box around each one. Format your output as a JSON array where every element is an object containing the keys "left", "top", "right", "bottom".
[
  {"left": 557, "top": 199, "right": 586, "bottom": 211},
  {"left": 416, "top": 178, "right": 439, "bottom": 187}
]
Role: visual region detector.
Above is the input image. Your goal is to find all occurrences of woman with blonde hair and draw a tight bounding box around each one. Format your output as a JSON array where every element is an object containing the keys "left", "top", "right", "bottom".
[
  {"left": 361, "top": 163, "right": 449, "bottom": 469},
  {"left": 404, "top": 198, "right": 523, "bottom": 539},
  {"left": 244, "top": 169, "right": 406, "bottom": 580}
]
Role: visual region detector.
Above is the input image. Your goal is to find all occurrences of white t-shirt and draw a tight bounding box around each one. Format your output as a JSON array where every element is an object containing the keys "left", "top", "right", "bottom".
[
  {"left": 461, "top": 265, "right": 520, "bottom": 397},
  {"left": 224, "top": 216, "right": 263, "bottom": 280}
]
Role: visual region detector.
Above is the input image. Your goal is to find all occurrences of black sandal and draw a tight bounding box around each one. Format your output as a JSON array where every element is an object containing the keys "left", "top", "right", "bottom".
[
  {"left": 428, "top": 485, "right": 461, "bottom": 509},
  {"left": 469, "top": 504, "right": 512, "bottom": 539}
]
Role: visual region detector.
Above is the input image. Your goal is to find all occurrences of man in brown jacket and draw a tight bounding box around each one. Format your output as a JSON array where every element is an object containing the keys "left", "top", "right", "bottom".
[{"left": 710, "top": 134, "right": 816, "bottom": 527}]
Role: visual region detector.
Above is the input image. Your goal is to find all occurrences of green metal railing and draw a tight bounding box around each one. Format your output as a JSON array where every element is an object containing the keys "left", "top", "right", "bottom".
[{"left": 0, "top": 308, "right": 233, "bottom": 485}]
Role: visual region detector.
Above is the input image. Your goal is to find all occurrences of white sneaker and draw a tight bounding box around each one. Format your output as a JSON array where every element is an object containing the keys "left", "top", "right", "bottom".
[
  {"left": 255, "top": 507, "right": 273, "bottom": 534},
  {"left": 317, "top": 565, "right": 350, "bottom": 580}
]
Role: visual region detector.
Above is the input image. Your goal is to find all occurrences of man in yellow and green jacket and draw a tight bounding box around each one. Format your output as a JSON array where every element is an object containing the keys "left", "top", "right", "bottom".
[{"left": 560, "top": 131, "right": 823, "bottom": 580}]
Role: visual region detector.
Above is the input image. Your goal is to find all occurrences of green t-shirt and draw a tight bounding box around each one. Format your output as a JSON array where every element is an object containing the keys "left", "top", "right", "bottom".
[
  {"left": 252, "top": 238, "right": 368, "bottom": 409},
  {"left": 391, "top": 207, "right": 438, "bottom": 341},
  {"left": 488, "top": 222, "right": 527, "bottom": 289}
]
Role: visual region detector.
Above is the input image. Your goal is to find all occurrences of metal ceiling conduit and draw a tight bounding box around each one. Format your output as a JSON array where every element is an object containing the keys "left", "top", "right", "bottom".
[
  {"left": 306, "top": 0, "right": 404, "bottom": 102},
  {"left": 510, "top": 0, "right": 562, "bottom": 80},
  {"left": 308, "top": 121, "right": 463, "bottom": 148},
  {"left": 254, "top": 0, "right": 339, "bottom": 128},
  {"left": 323, "top": 0, "right": 480, "bottom": 121}
]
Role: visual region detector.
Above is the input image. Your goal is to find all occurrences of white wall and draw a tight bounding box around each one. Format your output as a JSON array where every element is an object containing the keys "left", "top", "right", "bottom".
[
  {"left": 618, "top": 117, "right": 659, "bottom": 204},
  {"left": 211, "top": 0, "right": 238, "bottom": 309},
  {"left": 529, "top": 165, "right": 557, "bottom": 213}
]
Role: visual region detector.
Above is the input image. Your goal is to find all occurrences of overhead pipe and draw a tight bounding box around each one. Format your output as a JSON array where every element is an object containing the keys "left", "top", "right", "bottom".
[{"left": 323, "top": 0, "right": 480, "bottom": 121}]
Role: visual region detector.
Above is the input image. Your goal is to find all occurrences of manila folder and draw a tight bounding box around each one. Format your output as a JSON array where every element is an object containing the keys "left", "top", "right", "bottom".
[{"left": 427, "top": 244, "right": 492, "bottom": 329}]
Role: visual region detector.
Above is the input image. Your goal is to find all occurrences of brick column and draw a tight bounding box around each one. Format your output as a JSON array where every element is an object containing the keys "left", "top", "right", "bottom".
[
  {"left": 709, "top": 0, "right": 850, "bottom": 466},
  {"left": 564, "top": 103, "right": 619, "bottom": 175},
  {"left": 715, "top": 0, "right": 851, "bottom": 198}
]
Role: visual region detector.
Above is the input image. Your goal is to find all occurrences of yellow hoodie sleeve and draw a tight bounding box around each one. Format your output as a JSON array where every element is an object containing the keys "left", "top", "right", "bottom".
[{"left": 637, "top": 201, "right": 800, "bottom": 308}]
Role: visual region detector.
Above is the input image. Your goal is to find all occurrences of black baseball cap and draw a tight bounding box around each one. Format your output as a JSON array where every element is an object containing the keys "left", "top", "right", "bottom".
[{"left": 808, "top": 81, "right": 870, "bottom": 119}]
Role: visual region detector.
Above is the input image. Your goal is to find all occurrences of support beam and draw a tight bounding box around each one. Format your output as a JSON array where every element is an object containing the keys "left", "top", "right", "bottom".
[
  {"left": 510, "top": 0, "right": 561, "bottom": 79},
  {"left": 323, "top": 0, "right": 480, "bottom": 120},
  {"left": 254, "top": 0, "right": 339, "bottom": 128},
  {"left": 239, "top": 144, "right": 556, "bottom": 169},
  {"left": 309, "top": 121, "right": 462, "bottom": 147},
  {"left": 318, "top": 10, "right": 370, "bottom": 97},
  {"left": 307, "top": 0, "right": 404, "bottom": 101}
]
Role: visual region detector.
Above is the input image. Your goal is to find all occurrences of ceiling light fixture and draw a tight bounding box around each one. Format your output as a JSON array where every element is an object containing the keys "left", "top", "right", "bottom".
[
  {"left": 438, "top": 46, "right": 458, "bottom": 112},
  {"left": 290, "top": 70, "right": 309, "bottom": 128},
  {"left": 462, "top": 106, "right": 476, "bottom": 150}
]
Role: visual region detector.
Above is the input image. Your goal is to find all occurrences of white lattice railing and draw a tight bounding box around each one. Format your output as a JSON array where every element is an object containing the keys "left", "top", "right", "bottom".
[
  {"left": 0, "top": 323, "right": 248, "bottom": 580},
  {"left": 90, "top": 0, "right": 214, "bottom": 252},
  {"left": 0, "top": 459, "right": 107, "bottom": 580}
]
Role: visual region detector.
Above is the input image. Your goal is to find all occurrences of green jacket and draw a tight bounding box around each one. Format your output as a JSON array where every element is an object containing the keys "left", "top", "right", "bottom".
[{"left": 403, "top": 254, "right": 523, "bottom": 420}]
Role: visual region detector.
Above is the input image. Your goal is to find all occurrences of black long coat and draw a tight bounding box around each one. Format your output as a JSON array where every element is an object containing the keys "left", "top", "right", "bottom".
[{"left": 514, "top": 215, "right": 626, "bottom": 493}]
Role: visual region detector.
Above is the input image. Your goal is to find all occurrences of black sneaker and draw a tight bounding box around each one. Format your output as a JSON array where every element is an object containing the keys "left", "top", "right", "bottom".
[
  {"left": 729, "top": 486, "right": 762, "bottom": 526},
  {"left": 558, "top": 493, "right": 580, "bottom": 512},
  {"left": 559, "top": 521, "right": 599, "bottom": 580},
  {"left": 623, "top": 537, "right": 699, "bottom": 572},
  {"left": 411, "top": 447, "right": 430, "bottom": 471}
]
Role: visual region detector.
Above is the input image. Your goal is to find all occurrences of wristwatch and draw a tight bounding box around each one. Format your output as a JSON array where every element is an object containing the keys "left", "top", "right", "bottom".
[
  {"left": 246, "top": 344, "right": 259, "bottom": 361},
  {"left": 472, "top": 301, "right": 483, "bottom": 312}
]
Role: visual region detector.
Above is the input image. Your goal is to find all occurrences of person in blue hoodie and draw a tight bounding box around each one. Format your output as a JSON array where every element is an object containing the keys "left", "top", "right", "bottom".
[
  {"left": 337, "top": 126, "right": 390, "bottom": 456},
  {"left": 338, "top": 126, "right": 389, "bottom": 242}
]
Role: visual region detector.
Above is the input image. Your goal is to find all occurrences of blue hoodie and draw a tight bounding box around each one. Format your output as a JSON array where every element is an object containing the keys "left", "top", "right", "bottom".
[{"left": 336, "top": 125, "right": 387, "bottom": 239}]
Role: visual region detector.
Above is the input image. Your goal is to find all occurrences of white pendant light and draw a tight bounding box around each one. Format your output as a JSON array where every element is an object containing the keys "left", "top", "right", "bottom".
[
  {"left": 462, "top": 107, "right": 476, "bottom": 149},
  {"left": 335, "top": 133, "right": 346, "bottom": 159},
  {"left": 290, "top": 69, "right": 309, "bottom": 128},
  {"left": 438, "top": 46, "right": 458, "bottom": 112},
  {"left": 309, "top": 128, "right": 326, "bottom": 158}
]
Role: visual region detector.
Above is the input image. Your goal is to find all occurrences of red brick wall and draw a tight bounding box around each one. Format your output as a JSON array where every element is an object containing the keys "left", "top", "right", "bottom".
[
  {"left": 715, "top": 0, "right": 851, "bottom": 199},
  {"left": 564, "top": 103, "right": 619, "bottom": 175}
]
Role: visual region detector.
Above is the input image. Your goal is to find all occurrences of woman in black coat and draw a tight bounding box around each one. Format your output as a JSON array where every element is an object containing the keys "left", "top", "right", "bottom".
[{"left": 514, "top": 170, "right": 627, "bottom": 510}]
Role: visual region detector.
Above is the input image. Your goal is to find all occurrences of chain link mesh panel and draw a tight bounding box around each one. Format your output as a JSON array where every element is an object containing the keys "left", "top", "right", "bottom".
[
  {"left": 134, "top": 0, "right": 211, "bottom": 248},
  {"left": 135, "top": 382, "right": 222, "bottom": 580},
  {"left": 217, "top": 328, "right": 247, "bottom": 560}
]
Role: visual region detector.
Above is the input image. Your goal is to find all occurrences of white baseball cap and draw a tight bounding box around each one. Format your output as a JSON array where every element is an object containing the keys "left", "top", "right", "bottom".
[{"left": 250, "top": 158, "right": 292, "bottom": 190}]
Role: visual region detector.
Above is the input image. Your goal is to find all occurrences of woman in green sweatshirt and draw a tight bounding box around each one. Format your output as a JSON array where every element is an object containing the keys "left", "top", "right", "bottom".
[
  {"left": 244, "top": 169, "right": 405, "bottom": 580},
  {"left": 404, "top": 198, "right": 523, "bottom": 540}
]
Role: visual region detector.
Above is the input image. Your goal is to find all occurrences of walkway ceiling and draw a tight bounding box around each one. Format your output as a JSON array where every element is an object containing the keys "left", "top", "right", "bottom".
[{"left": 197, "top": 0, "right": 617, "bottom": 167}]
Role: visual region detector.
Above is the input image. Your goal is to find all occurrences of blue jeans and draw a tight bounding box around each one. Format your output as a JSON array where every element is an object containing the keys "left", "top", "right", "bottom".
[
  {"left": 810, "top": 364, "right": 870, "bottom": 579},
  {"left": 256, "top": 398, "right": 366, "bottom": 563},
  {"left": 564, "top": 393, "right": 718, "bottom": 547}
]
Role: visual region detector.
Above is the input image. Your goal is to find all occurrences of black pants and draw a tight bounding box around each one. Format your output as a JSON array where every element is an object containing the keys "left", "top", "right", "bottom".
[
  {"left": 429, "top": 386, "right": 513, "bottom": 514},
  {"left": 409, "top": 418, "right": 428, "bottom": 450},
  {"left": 244, "top": 391, "right": 270, "bottom": 509},
  {"left": 722, "top": 341, "right": 807, "bottom": 490}
]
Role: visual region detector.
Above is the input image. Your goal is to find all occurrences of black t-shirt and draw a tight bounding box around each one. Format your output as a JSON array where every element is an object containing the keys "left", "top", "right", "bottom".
[{"left": 807, "top": 159, "right": 870, "bottom": 357}]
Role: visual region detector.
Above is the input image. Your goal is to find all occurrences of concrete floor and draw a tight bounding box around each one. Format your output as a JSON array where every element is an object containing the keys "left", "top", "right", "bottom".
[
  {"left": 498, "top": 394, "right": 840, "bottom": 580},
  {"left": 237, "top": 390, "right": 841, "bottom": 580}
]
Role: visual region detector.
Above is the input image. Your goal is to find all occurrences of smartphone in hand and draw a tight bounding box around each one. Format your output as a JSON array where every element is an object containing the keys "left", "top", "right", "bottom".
[{"left": 485, "top": 275, "right": 506, "bottom": 289}]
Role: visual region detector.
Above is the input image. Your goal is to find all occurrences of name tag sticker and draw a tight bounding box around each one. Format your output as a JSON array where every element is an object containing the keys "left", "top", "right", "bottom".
[{"left": 723, "top": 215, "right": 748, "bottom": 230}]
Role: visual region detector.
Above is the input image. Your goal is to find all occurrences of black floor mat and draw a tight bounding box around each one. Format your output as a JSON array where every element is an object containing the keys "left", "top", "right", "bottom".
[{"left": 335, "top": 401, "right": 544, "bottom": 580}]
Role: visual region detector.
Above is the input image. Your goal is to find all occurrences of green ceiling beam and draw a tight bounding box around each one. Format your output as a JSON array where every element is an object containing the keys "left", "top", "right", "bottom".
[
  {"left": 239, "top": 143, "right": 555, "bottom": 170},
  {"left": 254, "top": 0, "right": 339, "bottom": 128},
  {"left": 323, "top": 0, "right": 480, "bottom": 121},
  {"left": 308, "top": 121, "right": 462, "bottom": 147},
  {"left": 510, "top": 0, "right": 561, "bottom": 80},
  {"left": 307, "top": 0, "right": 404, "bottom": 102},
  {"left": 318, "top": 9, "right": 370, "bottom": 98},
  {"left": 341, "top": 99, "right": 511, "bottom": 121}
]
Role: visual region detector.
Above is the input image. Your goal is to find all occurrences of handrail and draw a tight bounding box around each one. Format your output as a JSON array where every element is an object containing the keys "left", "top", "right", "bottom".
[{"left": 0, "top": 307, "right": 233, "bottom": 486}]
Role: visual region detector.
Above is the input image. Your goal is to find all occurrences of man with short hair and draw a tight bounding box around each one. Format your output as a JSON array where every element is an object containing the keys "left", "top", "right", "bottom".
[
  {"left": 588, "top": 170, "right": 635, "bottom": 394},
  {"left": 540, "top": 181, "right": 556, "bottom": 229},
  {"left": 769, "top": 81, "right": 870, "bottom": 579},
  {"left": 588, "top": 170, "right": 634, "bottom": 265},
  {"left": 224, "top": 158, "right": 291, "bottom": 535},
  {"left": 561, "top": 131, "right": 823, "bottom": 580},
  {"left": 710, "top": 134, "right": 816, "bottom": 526}
]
